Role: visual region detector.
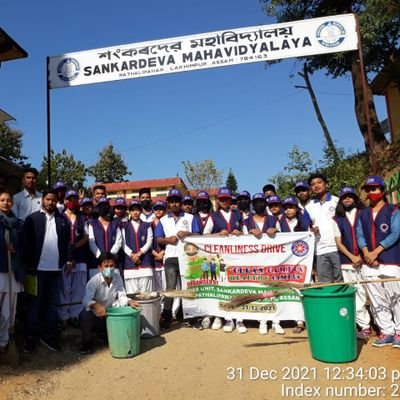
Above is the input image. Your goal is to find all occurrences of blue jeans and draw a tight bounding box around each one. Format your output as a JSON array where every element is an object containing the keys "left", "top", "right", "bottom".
[{"left": 25, "top": 270, "right": 63, "bottom": 340}]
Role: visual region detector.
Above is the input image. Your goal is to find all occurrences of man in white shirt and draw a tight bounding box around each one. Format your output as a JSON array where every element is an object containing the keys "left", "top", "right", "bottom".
[
  {"left": 305, "top": 173, "right": 343, "bottom": 283},
  {"left": 12, "top": 167, "right": 42, "bottom": 221},
  {"left": 79, "top": 253, "right": 139, "bottom": 354},
  {"left": 23, "top": 190, "right": 72, "bottom": 354}
]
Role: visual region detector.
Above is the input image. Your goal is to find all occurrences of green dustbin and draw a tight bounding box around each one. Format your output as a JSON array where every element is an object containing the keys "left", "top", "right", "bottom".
[
  {"left": 302, "top": 285, "right": 357, "bottom": 363},
  {"left": 106, "top": 306, "right": 141, "bottom": 358}
]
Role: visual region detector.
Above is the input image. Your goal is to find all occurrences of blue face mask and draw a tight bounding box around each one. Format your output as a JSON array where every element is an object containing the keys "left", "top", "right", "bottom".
[{"left": 101, "top": 267, "right": 115, "bottom": 279}]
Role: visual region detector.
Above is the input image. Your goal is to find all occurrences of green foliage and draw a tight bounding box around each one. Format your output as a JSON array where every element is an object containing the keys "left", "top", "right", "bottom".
[
  {"left": 182, "top": 159, "right": 223, "bottom": 189},
  {"left": 37, "top": 149, "right": 87, "bottom": 190},
  {"left": 271, "top": 145, "right": 369, "bottom": 197},
  {"left": 0, "top": 124, "right": 28, "bottom": 166},
  {"left": 225, "top": 168, "right": 238, "bottom": 193},
  {"left": 87, "top": 144, "right": 131, "bottom": 183}
]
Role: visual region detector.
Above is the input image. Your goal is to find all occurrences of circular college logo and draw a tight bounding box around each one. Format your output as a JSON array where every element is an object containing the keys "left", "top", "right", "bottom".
[
  {"left": 380, "top": 223, "right": 389, "bottom": 233},
  {"left": 57, "top": 58, "right": 80, "bottom": 82},
  {"left": 316, "top": 21, "right": 346, "bottom": 48},
  {"left": 291, "top": 240, "right": 309, "bottom": 257}
]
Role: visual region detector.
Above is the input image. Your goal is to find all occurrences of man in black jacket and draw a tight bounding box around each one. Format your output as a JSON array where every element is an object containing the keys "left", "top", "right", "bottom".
[{"left": 23, "top": 190, "right": 73, "bottom": 353}]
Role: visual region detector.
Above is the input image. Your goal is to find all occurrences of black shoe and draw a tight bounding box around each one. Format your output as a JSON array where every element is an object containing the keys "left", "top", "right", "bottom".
[
  {"left": 79, "top": 341, "right": 93, "bottom": 354},
  {"left": 23, "top": 338, "right": 37, "bottom": 354},
  {"left": 160, "top": 310, "right": 173, "bottom": 331},
  {"left": 40, "top": 336, "right": 61, "bottom": 352}
]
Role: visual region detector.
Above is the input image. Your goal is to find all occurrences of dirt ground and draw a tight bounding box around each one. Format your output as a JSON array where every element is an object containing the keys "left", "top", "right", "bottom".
[{"left": 0, "top": 320, "right": 399, "bottom": 400}]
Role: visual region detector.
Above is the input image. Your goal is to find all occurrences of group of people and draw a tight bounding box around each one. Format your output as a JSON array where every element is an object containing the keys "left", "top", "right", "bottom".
[{"left": 0, "top": 166, "right": 399, "bottom": 356}]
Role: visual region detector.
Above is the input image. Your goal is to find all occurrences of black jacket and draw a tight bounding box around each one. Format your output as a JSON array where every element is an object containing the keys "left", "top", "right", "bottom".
[{"left": 23, "top": 209, "right": 73, "bottom": 274}]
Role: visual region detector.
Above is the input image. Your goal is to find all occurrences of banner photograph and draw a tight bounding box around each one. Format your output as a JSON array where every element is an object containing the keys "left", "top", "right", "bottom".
[
  {"left": 179, "top": 232, "right": 315, "bottom": 322},
  {"left": 48, "top": 13, "right": 358, "bottom": 89}
]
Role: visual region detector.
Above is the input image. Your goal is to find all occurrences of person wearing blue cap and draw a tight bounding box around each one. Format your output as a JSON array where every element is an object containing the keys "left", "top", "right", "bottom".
[
  {"left": 52, "top": 180, "right": 67, "bottom": 214},
  {"left": 243, "top": 193, "right": 279, "bottom": 335},
  {"left": 121, "top": 200, "right": 154, "bottom": 294},
  {"left": 267, "top": 195, "right": 283, "bottom": 219},
  {"left": 279, "top": 196, "right": 311, "bottom": 233},
  {"left": 305, "top": 173, "right": 343, "bottom": 283},
  {"left": 203, "top": 187, "right": 243, "bottom": 333},
  {"left": 294, "top": 181, "right": 311, "bottom": 211},
  {"left": 333, "top": 187, "right": 371, "bottom": 340},
  {"left": 193, "top": 191, "right": 213, "bottom": 235},
  {"left": 357, "top": 176, "right": 400, "bottom": 348},
  {"left": 139, "top": 188, "right": 155, "bottom": 223},
  {"left": 237, "top": 191, "right": 251, "bottom": 220},
  {"left": 113, "top": 198, "right": 128, "bottom": 227},
  {"left": 58, "top": 190, "right": 88, "bottom": 328},
  {"left": 155, "top": 189, "right": 201, "bottom": 330},
  {"left": 151, "top": 201, "right": 167, "bottom": 292},
  {"left": 182, "top": 195, "right": 194, "bottom": 214},
  {"left": 279, "top": 195, "right": 311, "bottom": 334},
  {"left": 87, "top": 198, "right": 123, "bottom": 279}
]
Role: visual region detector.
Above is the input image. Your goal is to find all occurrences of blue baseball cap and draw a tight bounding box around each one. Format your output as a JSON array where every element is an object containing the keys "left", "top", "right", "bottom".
[
  {"left": 217, "top": 187, "right": 232, "bottom": 199},
  {"left": 80, "top": 197, "right": 93, "bottom": 206},
  {"left": 52, "top": 180, "right": 67, "bottom": 190},
  {"left": 128, "top": 199, "right": 142, "bottom": 210},
  {"left": 339, "top": 187, "right": 358, "bottom": 198},
  {"left": 282, "top": 195, "right": 298, "bottom": 206},
  {"left": 196, "top": 191, "right": 209, "bottom": 200},
  {"left": 167, "top": 188, "right": 182, "bottom": 200},
  {"left": 114, "top": 197, "right": 127, "bottom": 208},
  {"left": 153, "top": 200, "right": 167, "bottom": 209},
  {"left": 97, "top": 197, "right": 110, "bottom": 206},
  {"left": 237, "top": 190, "right": 251, "bottom": 200},
  {"left": 362, "top": 176, "right": 385, "bottom": 189},
  {"left": 65, "top": 190, "right": 78, "bottom": 199},
  {"left": 294, "top": 181, "right": 310, "bottom": 191},
  {"left": 182, "top": 195, "right": 194, "bottom": 203},
  {"left": 252, "top": 193, "right": 266, "bottom": 202},
  {"left": 267, "top": 195, "right": 282, "bottom": 205}
]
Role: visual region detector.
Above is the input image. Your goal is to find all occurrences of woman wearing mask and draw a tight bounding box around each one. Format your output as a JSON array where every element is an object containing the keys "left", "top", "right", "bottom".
[
  {"left": 243, "top": 193, "right": 279, "bottom": 335},
  {"left": 59, "top": 190, "right": 88, "bottom": 327},
  {"left": 356, "top": 176, "right": 400, "bottom": 348},
  {"left": 333, "top": 187, "right": 370, "bottom": 340},
  {"left": 87, "top": 198, "right": 122, "bottom": 278}
]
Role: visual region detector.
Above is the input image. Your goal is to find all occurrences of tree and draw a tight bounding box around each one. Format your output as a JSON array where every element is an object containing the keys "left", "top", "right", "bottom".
[
  {"left": 87, "top": 144, "right": 131, "bottom": 183},
  {"left": 0, "top": 124, "right": 28, "bottom": 166},
  {"left": 225, "top": 169, "right": 238, "bottom": 193},
  {"left": 261, "top": 0, "right": 400, "bottom": 162},
  {"left": 182, "top": 160, "right": 223, "bottom": 190},
  {"left": 37, "top": 149, "right": 87, "bottom": 190}
]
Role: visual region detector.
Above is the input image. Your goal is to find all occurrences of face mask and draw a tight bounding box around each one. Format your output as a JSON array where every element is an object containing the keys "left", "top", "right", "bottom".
[
  {"left": 98, "top": 206, "right": 110, "bottom": 217},
  {"left": 65, "top": 200, "right": 79, "bottom": 210},
  {"left": 253, "top": 204, "right": 266, "bottom": 214},
  {"left": 367, "top": 192, "right": 384, "bottom": 202},
  {"left": 115, "top": 209, "right": 126, "bottom": 218},
  {"left": 199, "top": 202, "right": 210, "bottom": 212},
  {"left": 101, "top": 267, "right": 115, "bottom": 279},
  {"left": 141, "top": 200, "right": 151, "bottom": 209},
  {"left": 237, "top": 200, "right": 250, "bottom": 211}
]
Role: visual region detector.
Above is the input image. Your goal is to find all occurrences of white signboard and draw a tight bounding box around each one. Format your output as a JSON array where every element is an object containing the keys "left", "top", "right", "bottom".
[{"left": 48, "top": 14, "right": 358, "bottom": 89}]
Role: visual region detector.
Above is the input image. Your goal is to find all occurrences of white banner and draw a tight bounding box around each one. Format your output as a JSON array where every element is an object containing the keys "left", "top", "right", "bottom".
[
  {"left": 48, "top": 14, "right": 358, "bottom": 89},
  {"left": 179, "top": 232, "right": 315, "bottom": 321}
]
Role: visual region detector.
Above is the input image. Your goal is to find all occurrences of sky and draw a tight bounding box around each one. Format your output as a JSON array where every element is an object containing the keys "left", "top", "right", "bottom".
[{"left": 0, "top": 1, "right": 387, "bottom": 195}]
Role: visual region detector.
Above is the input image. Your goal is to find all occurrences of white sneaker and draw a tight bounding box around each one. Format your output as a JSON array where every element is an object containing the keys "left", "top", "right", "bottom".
[
  {"left": 211, "top": 317, "right": 222, "bottom": 330},
  {"left": 223, "top": 319, "right": 235, "bottom": 333},
  {"left": 236, "top": 321, "right": 247, "bottom": 334},
  {"left": 201, "top": 317, "right": 211, "bottom": 329},
  {"left": 272, "top": 323, "right": 285, "bottom": 335},
  {"left": 259, "top": 321, "right": 268, "bottom": 335}
]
